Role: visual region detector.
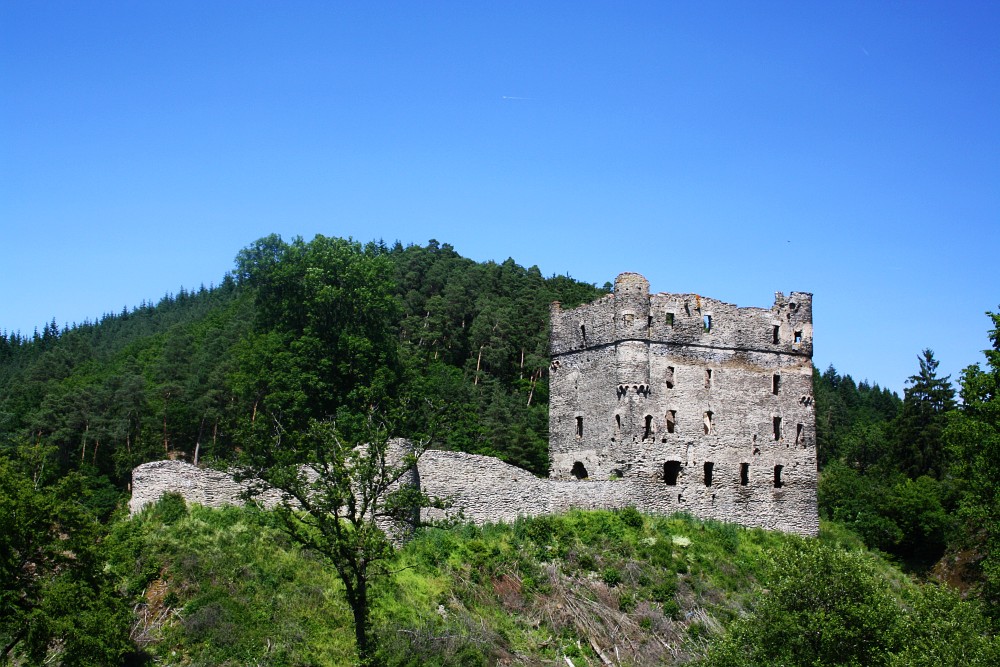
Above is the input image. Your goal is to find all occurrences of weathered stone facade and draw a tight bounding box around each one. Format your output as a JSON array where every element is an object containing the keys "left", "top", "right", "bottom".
[
  {"left": 131, "top": 272, "right": 818, "bottom": 536},
  {"left": 548, "top": 273, "right": 817, "bottom": 535}
]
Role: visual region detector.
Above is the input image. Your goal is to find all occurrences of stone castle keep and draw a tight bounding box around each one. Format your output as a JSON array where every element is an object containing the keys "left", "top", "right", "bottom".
[{"left": 131, "top": 273, "right": 819, "bottom": 536}]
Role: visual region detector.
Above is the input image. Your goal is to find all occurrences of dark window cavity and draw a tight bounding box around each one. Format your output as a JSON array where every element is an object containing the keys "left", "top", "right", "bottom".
[
  {"left": 666, "top": 410, "right": 676, "bottom": 434},
  {"left": 665, "top": 366, "right": 675, "bottom": 389},
  {"left": 773, "top": 465, "right": 784, "bottom": 488},
  {"left": 705, "top": 369, "right": 713, "bottom": 388},
  {"left": 571, "top": 462, "right": 589, "bottom": 480},
  {"left": 772, "top": 374, "right": 781, "bottom": 395},
  {"left": 773, "top": 416, "right": 782, "bottom": 441},
  {"left": 576, "top": 416, "right": 583, "bottom": 438},
  {"left": 794, "top": 330, "right": 803, "bottom": 343},
  {"left": 740, "top": 463, "right": 750, "bottom": 486},
  {"left": 664, "top": 461, "right": 682, "bottom": 486},
  {"left": 772, "top": 325, "right": 780, "bottom": 344},
  {"left": 704, "top": 462, "right": 714, "bottom": 487},
  {"left": 643, "top": 415, "right": 653, "bottom": 440}
]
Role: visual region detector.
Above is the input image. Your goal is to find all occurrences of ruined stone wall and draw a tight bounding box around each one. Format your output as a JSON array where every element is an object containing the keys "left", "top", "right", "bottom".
[
  {"left": 549, "top": 273, "right": 818, "bottom": 536},
  {"left": 130, "top": 271, "right": 818, "bottom": 537}
]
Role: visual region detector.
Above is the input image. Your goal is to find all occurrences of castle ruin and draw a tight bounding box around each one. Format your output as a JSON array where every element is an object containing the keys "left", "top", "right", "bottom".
[{"left": 131, "top": 273, "right": 818, "bottom": 536}]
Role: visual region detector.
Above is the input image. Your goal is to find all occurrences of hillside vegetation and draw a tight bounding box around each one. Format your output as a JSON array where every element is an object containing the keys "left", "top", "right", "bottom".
[{"left": 2, "top": 234, "right": 999, "bottom": 664}]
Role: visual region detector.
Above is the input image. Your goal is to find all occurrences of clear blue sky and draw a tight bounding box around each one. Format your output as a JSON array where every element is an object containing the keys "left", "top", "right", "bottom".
[{"left": 2, "top": 1, "right": 998, "bottom": 395}]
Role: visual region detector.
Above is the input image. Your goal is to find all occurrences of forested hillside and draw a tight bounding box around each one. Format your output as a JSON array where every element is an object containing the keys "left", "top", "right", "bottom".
[{"left": 2, "top": 234, "right": 998, "bottom": 665}]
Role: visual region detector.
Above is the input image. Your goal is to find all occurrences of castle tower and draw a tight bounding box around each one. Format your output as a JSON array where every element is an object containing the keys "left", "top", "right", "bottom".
[{"left": 548, "top": 272, "right": 818, "bottom": 535}]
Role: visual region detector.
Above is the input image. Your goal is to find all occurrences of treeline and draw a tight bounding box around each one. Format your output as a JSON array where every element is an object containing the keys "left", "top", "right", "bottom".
[
  {"left": 0, "top": 236, "right": 606, "bottom": 498},
  {"left": 815, "top": 314, "right": 1000, "bottom": 613}
]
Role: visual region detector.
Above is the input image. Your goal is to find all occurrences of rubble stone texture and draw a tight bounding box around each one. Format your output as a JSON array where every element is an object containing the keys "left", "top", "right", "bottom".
[{"left": 131, "top": 272, "right": 818, "bottom": 536}]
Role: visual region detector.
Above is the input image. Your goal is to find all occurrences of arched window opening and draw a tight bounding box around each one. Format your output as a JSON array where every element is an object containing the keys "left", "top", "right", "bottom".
[
  {"left": 664, "top": 461, "right": 682, "bottom": 486},
  {"left": 643, "top": 415, "right": 653, "bottom": 440},
  {"left": 571, "top": 462, "right": 589, "bottom": 480}
]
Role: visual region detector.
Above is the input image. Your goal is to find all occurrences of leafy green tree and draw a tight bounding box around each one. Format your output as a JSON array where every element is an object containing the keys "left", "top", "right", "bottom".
[
  {"left": 894, "top": 349, "right": 956, "bottom": 479},
  {"left": 0, "top": 449, "right": 131, "bottom": 665},
  {"left": 946, "top": 309, "right": 1000, "bottom": 614},
  {"left": 238, "top": 417, "right": 439, "bottom": 667}
]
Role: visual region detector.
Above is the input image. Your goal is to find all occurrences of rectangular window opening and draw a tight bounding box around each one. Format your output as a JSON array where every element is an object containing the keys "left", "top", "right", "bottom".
[
  {"left": 705, "top": 369, "right": 712, "bottom": 388},
  {"left": 666, "top": 312, "right": 675, "bottom": 327},
  {"left": 740, "top": 463, "right": 749, "bottom": 486},
  {"left": 773, "top": 465, "right": 784, "bottom": 488},
  {"left": 772, "top": 374, "right": 781, "bottom": 395},
  {"left": 703, "top": 314, "right": 712, "bottom": 332},
  {"left": 773, "top": 416, "right": 782, "bottom": 441},
  {"left": 643, "top": 415, "right": 653, "bottom": 440},
  {"left": 664, "top": 461, "right": 682, "bottom": 486},
  {"left": 794, "top": 330, "right": 803, "bottom": 343},
  {"left": 576, "top": 416, "right": 583, "bottom": 438},
  {"left": 666, "top": 410, "right": 676, "bottom": 434},
  {"left": 796, "top": 423, "right": 804, "bottom": 445},
  {"left": 772, "top": 325, "right": 780, "bottom": 344},
  {"left": 703, "top": 411, "right": 714, "bottom": 435},
  {"left": 703, "top": 461, "right": 714, "bottom": 487},
  {"left": 665, "top": 366, "right": 675, "bottom": 389},
  {"left": 648, "top": 315, "right": 653, "bottom": 330}
]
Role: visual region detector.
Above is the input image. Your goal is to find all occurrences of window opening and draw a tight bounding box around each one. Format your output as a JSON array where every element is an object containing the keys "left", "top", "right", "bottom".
[
  {"left": 643, "top": 415, "right": 653, "bottom": 440},
  {"left": 571, "top": 462, "right": 589, "bottom": 480},
  {"left": 703, "top": 461, "right": 714, "bottom": 487},
  {"left": 703, "top": 411, "right": 714, "bottom": 435},
  {"left": 615, "top": 414, "right": 622, "bottom": 432},
  {"left": 705, "top": 369, "right": 712, "bottom": 388},
  {"left": 648, "top": 315, "right": 653, "bottom": 330},
  {"left": 740, "top": 463, "right": 749, "bottom": 486},
  {"left": 703, "top": 315, "right": 712, "bottom": 332},
  {"left": 666, "top": 410, "right": 676, "bottom": 434},
  {"left": 772, "top": 325, "right": 780, "bottom": 344},
  {"left": 795, "top": 423, "right": 804, "bottom": 445},
  {"left": 773, "top": 465, "right": 784, "bottom": 488},
  {"left": 665, "top": 366, "right": 675, "bottom": 389},
  {"left": 772, "top": 374, "right": 781, "bottom": 395},
  {"left": 794, "top": 330, "right": 803, "bottom": 343},
  {"left": 576, "top": 416, "right": 583, "bottom": 438},
  {"left": 666, "top": 312, "right": 675, "bottom": 327},
  {"left": 773, "top": 416, "right": 782, "bottom": 441},
  {"left": 664, "top": 461, "right": 682, "bottom": 486},
  {"left": 580, "top": 324, "right": 586, "bottom": 341}
]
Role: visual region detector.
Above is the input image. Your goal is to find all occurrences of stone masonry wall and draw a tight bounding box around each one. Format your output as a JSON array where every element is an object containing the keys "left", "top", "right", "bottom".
[{"left": 130, "top": 271, "right": 819, "bottom": 537}]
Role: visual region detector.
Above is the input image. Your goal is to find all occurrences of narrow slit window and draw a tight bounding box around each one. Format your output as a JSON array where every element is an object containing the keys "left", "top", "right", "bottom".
[
  {"left": 666, "top": 410, "right": 676, "bottom": 434},
  {"left": 795, "top": 423, "right": 804, "bottom": 445},
  {"left": 773, "top": 416, "right": 782, "bottom": 441},
  {"left": 576, "top": 416, "right": 583, "bottom": 438},
  {"left": 772, "top": 374, "right": 781, "bottom": 395},
  {"left": 772, "top": 325, "right": 780, "bottom": 344},
  {"left": 703, "top": 315, "right": 712, "bottom": 332},
  {"left": 615, "top": 414, "right": 622, "bottom": 431},
  {"left": 703, "top": 411, "right": 714, "bottom": 435},
  {"left": 648, "top": 315, "right": 653, "bottom": 330},
  {"left": 665, "top": 366, "right": 675, "bottom": 389},
  {"left": 571, "top": 462, "right": 589, "bottom": 480},
  {"left": 643, "top": 415, "right": 653, "bottom": 440},
  {"left": 580, "top": 324, "right": 586, "bottom": 341},
  {"left": 666, "top": 312, "right": 675, "bottom": 327},
  {"left": 664, "top": 461, "right": 682, "bottom": 486},
  {"left": 773, "top": 465, "right": 784, "bottom": 488},
  {"left": 794, "top": 330, "right": 803, "bottom": 343},
  {"left": 740, "top": 463, "right": 749, "bottom": 486},
  {"left": 703, "top": 461, "right": 714, "bottom": 487},
  {"left": 684, "top": 302, "right": 691, "bottom": 316},
  {"left": 705, "top": 369, "right": 713, "bottom": 388}
]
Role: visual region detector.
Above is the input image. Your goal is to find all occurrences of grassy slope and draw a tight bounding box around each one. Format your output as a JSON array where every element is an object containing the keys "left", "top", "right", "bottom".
[{"left": 112, "top": 498, "right": 987, "bottom": 667}]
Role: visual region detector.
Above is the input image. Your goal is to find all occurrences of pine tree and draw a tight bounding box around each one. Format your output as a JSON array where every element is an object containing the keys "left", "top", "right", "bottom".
[{"left": 894, "top": 349, "right": 956, "bottom": 479}]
